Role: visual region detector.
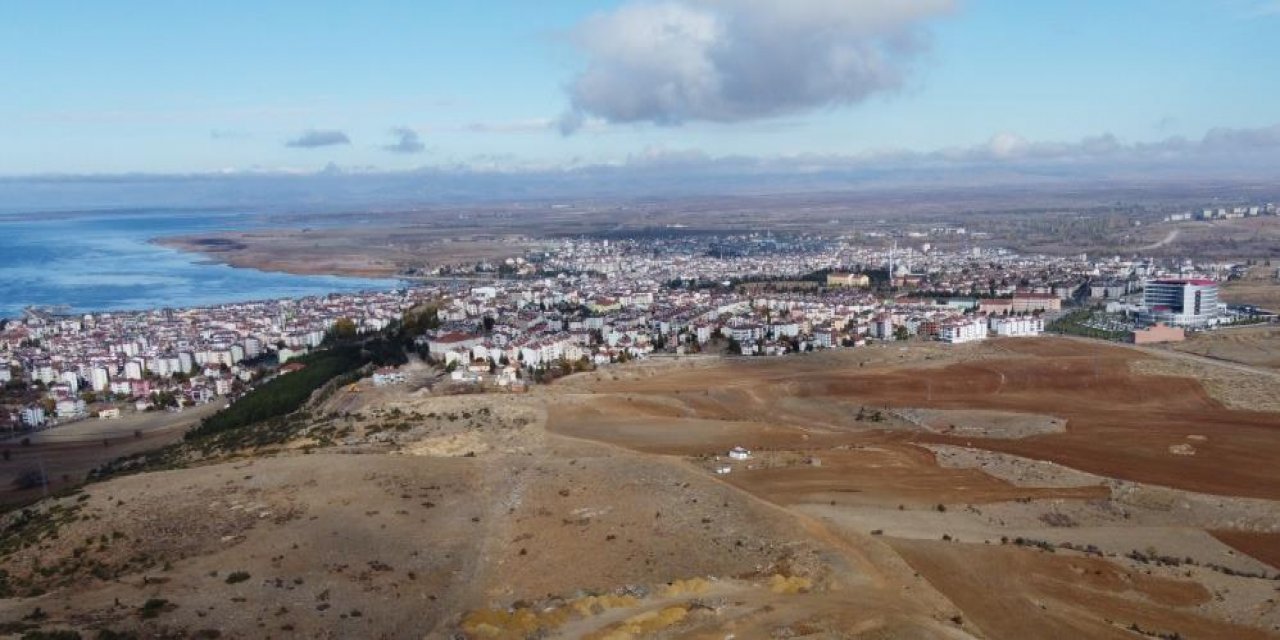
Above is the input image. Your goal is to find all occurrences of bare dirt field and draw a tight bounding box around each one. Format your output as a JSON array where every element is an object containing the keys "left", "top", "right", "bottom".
[
  {"left": 573, "top": 338, "right": 1280, "bottom": 500},
  {"left": 1118, "top": 217, "right": 1280, "bottom": 261},
  {"left": 3, "top": 337, "right": 1279, "bottom": 638},
  {"left": 1222, "top": 264, "right": 1280, "bottom": 311},
  {"left": 0, "top": 401, "right": 224, "bottom": 506},
  {"left": 1212, "top": 531, "right": 1280, "bottom": 571},
  {"left": 1164, "top": 323, "right": 1280, "bottom": 371},
  {"left": 1130, "top": 353, "right": 1280, "bottom": 413},
  {"left": 889, "top": 539, "right": 1275, "bottom": 640}
]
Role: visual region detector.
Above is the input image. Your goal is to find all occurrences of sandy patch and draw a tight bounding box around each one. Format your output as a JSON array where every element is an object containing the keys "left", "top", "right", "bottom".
[
  {"left": 894, "top": 408, "right": 1065, "bottom": 439},
  {"left": 922, "top": 444, "right": 1104, "bottom": 489}
]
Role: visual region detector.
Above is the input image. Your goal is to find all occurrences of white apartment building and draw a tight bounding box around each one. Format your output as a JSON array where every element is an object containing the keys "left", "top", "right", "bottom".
[
  {"left": 989, "top": 316, "right": 1044, "bottom": 337},
  {"left": 56, "top": 399, "right": 87, "bottom": 419},
  {"left": 90, "top": 367, "right": 110, "bottom": 392},
  {"left": 939, "top": 318, "right": 988, "bottom": 344},
  {"left": 695, "top": 325, "right": 713, "bottom": 344},
  {"left": 60, "top": 370, "right": 80, "bottom": 393},
  {"left": 21, "top": 406, "right": 46, "bottom": 427}
]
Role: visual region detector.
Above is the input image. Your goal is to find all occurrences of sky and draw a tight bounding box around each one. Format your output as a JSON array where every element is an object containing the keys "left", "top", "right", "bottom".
[{"left": 2, "top": 0, "right": 1279, "bottom": 178}]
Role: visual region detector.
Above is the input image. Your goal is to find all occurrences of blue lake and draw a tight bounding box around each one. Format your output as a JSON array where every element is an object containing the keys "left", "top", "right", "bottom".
[{"left": 0, "top": 210, "right": 399, "bottom": 319}]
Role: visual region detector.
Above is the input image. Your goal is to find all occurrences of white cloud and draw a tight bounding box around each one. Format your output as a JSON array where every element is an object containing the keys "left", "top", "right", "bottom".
[
  {"left": 560, "top": 0, "right": 955, "bottom": 131},
  {"left": 600, "top": 123, "right": 1280, "bottom": 176}
]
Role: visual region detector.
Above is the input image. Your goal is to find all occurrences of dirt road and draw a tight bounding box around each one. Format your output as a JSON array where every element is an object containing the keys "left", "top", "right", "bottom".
[{"left": 1137, "top": 227, "right": 1181, "bottom": 251}]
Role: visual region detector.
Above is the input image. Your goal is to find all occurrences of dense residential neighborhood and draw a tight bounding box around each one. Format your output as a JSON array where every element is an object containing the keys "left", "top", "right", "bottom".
[
  {"left": 0, "top": 232, "right": 1257, "bottom": 432},
  {"left": 0, "top": 290, "right": 435, "bottom": 430}
]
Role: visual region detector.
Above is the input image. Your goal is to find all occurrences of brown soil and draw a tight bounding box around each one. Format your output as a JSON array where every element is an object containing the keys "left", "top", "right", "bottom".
[
  {"left": 4, "top": 338, "right": 1279, "bottom": 638},
  {"left": 564, "top": 338, "right": 1280, "bottom": 500},
  {"left": 1211, "top": 530, "right": 1280, "bottom": 571},
  {"left": 722, "top": 442, "right": 1110, "bottom": 508},
  {"left": 0, "top": 402, "right": 224, "bottom": 505},
  {"left": 890, "top": 539, "right": 1274, "bottom": 640}
]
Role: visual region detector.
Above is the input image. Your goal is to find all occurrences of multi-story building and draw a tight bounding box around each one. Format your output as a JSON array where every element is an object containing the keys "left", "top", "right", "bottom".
[
  {"left": 939, "top": 318, "right": 988, "bottom": 344},
  {"left": 90, "top": 367, "right": 110, "bottom": 392},
  {"left": 827, "top": 272, "right": 871, "bottom": 288},
  {"left": 1141, "top": 279, "right": 1220, "bottom": 328},
  {"left": 989, "top": 315, "right": 1044, "bottom": 337},
  {"left": 21, "top": 406, "right": 46, "bottom": 427}
]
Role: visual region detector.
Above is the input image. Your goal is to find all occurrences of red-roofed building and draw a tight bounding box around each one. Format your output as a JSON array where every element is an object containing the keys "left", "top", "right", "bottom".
[{"left": 427, "top": 332, "right": 483, "bottom": 355}]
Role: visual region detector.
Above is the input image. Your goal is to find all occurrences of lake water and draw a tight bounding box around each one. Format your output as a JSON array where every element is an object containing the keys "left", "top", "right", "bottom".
[{"left": 0, "top": 209, "right": 399, "bottom": 319}]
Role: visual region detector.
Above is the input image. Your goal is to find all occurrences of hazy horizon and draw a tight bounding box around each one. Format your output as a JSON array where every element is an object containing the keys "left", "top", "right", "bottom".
[{"left": 3, "top": 0, "right": 1279, "bottom": 183}]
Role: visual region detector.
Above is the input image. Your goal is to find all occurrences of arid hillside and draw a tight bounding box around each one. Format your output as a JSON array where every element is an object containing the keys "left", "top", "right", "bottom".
[{"left": 1, "top": 338, "right": 1278, "bottom": 639}]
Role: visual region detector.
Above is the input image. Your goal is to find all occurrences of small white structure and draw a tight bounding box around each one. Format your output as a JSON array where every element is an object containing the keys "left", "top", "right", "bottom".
[
  {"left": 372, "top": 367, "right": 406, "bottom": 386},
  {"left": 714, "top": 465, "right": 732, "bottom": 475},
  {"left": 728, "top": 446, "right": 752, "bottom": 461},
  {"left": 277, "top": 347, "right": 305, "bottom": 364},
  {"left": 98, "top": 408, "right": 121, "bottom": 420}
]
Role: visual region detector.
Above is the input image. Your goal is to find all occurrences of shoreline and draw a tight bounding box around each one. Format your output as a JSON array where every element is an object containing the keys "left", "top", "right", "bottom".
[
  {"left": 151, "top": 234, "right": 405, "bottom": 279},
  {"left": 2, "top": 272, "right": 404, "bottom": 324},
  {"left": 150, "top": 225, "right": 541, "bottom": 282}
]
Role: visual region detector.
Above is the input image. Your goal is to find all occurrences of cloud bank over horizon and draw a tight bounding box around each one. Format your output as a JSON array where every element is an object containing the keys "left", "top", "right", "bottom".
[
  {"left": 9, "top": 122, "right": 1280, "bottom": 188},
  {"left": 559, "top": 0, "right": 954, "bottom": 132},
  {"left": 4, "top": 121, "right": 1279, "bottom": 216}
]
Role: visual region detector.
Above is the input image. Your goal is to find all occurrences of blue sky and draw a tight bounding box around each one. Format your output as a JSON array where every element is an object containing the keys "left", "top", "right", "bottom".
[{"left": 2, "top": 0, "right": 1278, "bottom": 175}]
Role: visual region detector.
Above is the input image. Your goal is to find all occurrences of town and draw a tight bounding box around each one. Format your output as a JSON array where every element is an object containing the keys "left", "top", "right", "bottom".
[
  {"left": 2, "top": 231, "right": 1269, "bottom": 434},
  {"left": 10, "top": 3, "right": 1280, "bottom": 635}
]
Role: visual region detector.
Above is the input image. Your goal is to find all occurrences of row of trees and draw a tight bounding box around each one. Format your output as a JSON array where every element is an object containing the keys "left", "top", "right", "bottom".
[
  {"left": 184, "top": 346, "right": 366, "bottom": 440},
  {"left": 186, "top": 327, "right": 410, "bottom": 441},
  {"left": 1046, "top": 310, "right": 1129, "bottom": 341}
]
